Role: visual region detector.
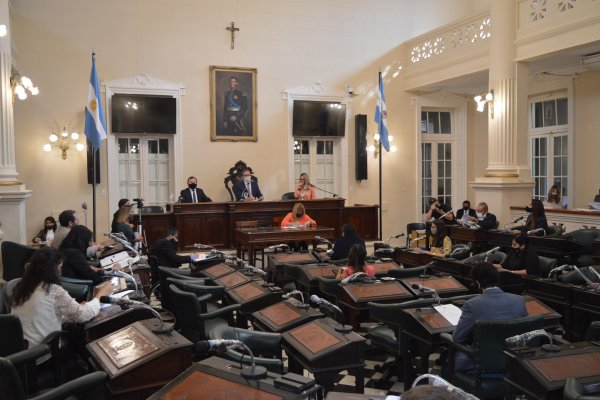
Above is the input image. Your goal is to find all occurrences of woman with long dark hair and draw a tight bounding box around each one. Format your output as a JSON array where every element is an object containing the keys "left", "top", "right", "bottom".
[
  {"left": 11, "top": 247, "right": 112, "bottom": 348},
  {"left": 418, "top": 219, "right": 452, "bottom": 256},
  {"left": 32, "top": 216, "right": 57, "bottom": 244},
  {"left": 336, "top": 244, "right": 376, "bottom": 279},
  {"left": 59, "top": 225, "right": 104, "bottom": 284},
  {"left": 513, "top": 199, "right": 548, "bottom": 236}
]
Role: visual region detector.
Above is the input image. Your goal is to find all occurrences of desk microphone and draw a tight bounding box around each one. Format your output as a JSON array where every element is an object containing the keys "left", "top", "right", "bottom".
[
  {"left": 99, "top": 296, "right": 145, "bottom": 306},
  {"left": 99, "top": 297, "right": 172, "bottom": 334},
  {"left": 196, "top": 340, "right": 267, "bottom": 379},
  {"left": 483, "top": 246, "right": 501, "bottom": 262},
  {"left": 527, "top": 228, "right": 545, "bottom": 235},
  {"left": 411, "top": 283, "right": 441, "bottom": 304},
  {"left": 309, "top": 295, "right": 352, "bottom": 333},
  {"left": 282, "top": 290, "right": 309, "bottom": 308},
  {"left": 267, "top": 244, "right": 289, "bottom": 251},
  {"left": 195, "top": 339, "right": 243, "bottom": 354},
  {"left": 505, "top": 329, "right": 555, "bottom": 349},
  {"left": 436, "top": 210, "right": 453, "bottom": 220},
  {"left": 512, "top": 215, "right": 526, "bottom": 223},
  {"left": 546, "top": 264, "right": 574, "bottom": 279},
  {"left": 314, "top": 236, "right": 332, "bottom": 246},
  {"left": 412, "top": 374, "right": 479, "bottom": 400},
  {"left": 341, "top": 272, "right": 369, "bottom": 284},
  {"left": 245, "top": 265, "right": 267, "bottom": 276},
  {"left": 419, "top": 261, "right": 436, "bottom": 279}
]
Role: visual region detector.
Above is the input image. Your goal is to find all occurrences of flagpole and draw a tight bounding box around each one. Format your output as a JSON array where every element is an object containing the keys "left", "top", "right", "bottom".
[
  {"left": 378, "top": 139, "right": 383, "bottom": 241},
  {"left": 92, "top": 146, "right": 97, "bottom": 241}
]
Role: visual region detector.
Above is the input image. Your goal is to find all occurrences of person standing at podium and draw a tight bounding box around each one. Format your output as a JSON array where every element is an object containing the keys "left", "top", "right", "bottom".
[
  {"left": 294, "top": 173, "right": 316, "bottom": 200},
  {"left": 233, "top": 168, "right": 264, "bottom": 201},
  {"left": 179, "top": 176, "right": 212, "bottom": 203},
  {"left": 452, "top": 262, "right": 527, "bottom": 371}
]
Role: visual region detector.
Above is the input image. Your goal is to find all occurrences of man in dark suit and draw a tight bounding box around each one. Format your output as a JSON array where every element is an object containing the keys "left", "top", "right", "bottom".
[
  {"left": 179, "top": 176, "right": 212, "bottom": 203},
  {"left": 233, "top": 168, "right": 263, "bottom": 201},
  {"left": 150, "top": 227, "right": 197, "bottom": 268},
  {"left": 331, "top": 223, "right": 365, "bottom": 260},
  {"left": 455, "top": 200, "right": 477, "bottom": 221},
  {"left": 468, "top": 201, "right": 497, "bottom": 229},
  {"left": 452, "top": 262, "right": 527, "bottom": 371}
]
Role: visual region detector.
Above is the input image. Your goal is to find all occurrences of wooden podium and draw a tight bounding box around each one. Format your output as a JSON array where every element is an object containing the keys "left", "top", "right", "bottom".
[
  {"left": 282, "top": 318, "right": 366, "bottom": 394},
  {"left": 84, "top": 305, "right": 156, "bottom": 342},
  {"left": 214, "top": 270, "right": 258, "bottom": 289},
  {"left": 267, "top": 252, "right": 321, "bottom": 285},
  {"left": 523, "top": 295, "right": 562, "bottom": 329},
  {"left": 197, "top": 262, "right": 237, "bottom": 279},
  {"left": 505, "top": 342, "right": 600, "bottom": 399},
  {"left": 147, "top": 356, "right": 321, "bottom": 400},
  {"left": 252, "top": 298, "right": 324, "bottom": 333},
  {"left": 296, "top": 264, "right": 340, "bottom": 293},
  {"left": 86, "top": 319, "right": 192, "bottom": 399},
  {"left": 401, "top": 275, "right": 468, "bottom": 298},
  {"left": 393, "top": 248, "right": 433, "bottom": 268},
  {"left": 226, "top": 281, "right": 283, "bottom": 314}
]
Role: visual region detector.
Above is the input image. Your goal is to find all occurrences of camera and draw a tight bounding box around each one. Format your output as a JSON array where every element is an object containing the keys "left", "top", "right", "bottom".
[{"left": 133, "top": 198, "right": 144, "bottom": 208}]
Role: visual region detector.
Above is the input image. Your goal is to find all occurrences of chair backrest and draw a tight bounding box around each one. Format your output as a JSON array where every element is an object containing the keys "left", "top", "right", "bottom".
[
  {"left": 538, "top": 256, "right": 557, "bottom": 277},
  {"left": 141, "top": 205, "right": 164, "bottom": 214},
  {"left": 472, "top": 315, "right": 543, "bottom": 371},
  {"left": 585, "top": 321, "right": 600, "bottom": 342},
  {"left": 272, "top": 216, "right": 284, "bottom": 226},
  {"left": 1, "top": 278, "right": 21, "bottom": 314},
  {"left": 0, "top": 315, "right": 27, "bottom": 358},
  {"left": 1, "top": 241, "right": 36, "bottom": 282},
  {"left": 168, "top": 284, "right": 210, "bottom": 342},
  {"left": 564, "top": 377, "right": 600, "bottom": 400},
  {"left": 0, "top": 356, "right": 27, "bottom": 400},
  {"left": 158, "top": 266, "right": 200, "bottom": 313},
  {"left": 450, "top": 244, "right": 471, "bottom": 260},
  {"left": 59, "top": 276, "right": 93, "bottom": 302},
  {"left": 388, "top": 265, "right": 428, "bottom": 279},
  {"left": 224, "top": 160, "right": 256, "bottom": 201},
  {"left": 166, "top": 277, "right": 225, "bottom": 301},
  {"left": 564, "top": 229, "right": 600, "bottom": 253},
  {"left": 464, "top": 251, "right": 507, "bottom": 265},
  {"left": 281, "top": 264, "right": 303, "bottom": 281},
  {"left": 235, "top": 220, "right": 258, "bottom": 230},
  {"left": 406, "top": 223, "right": 426, "bottom": 246},
  {"left": 546, "top": 224, "right": 564, "bottom": 237},
  {"left": 317, "top": 277, "right": 342, "bottom": 303},
  {"left": 281, "top": 192, "right": 295, "bottom": 200},
  {"left": 560, "top": 266, "right": 600, "bottom": 285}
]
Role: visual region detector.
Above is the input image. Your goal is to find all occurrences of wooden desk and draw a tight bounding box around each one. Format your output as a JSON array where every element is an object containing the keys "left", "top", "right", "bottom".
[
  {"left": 338, "top": 281, "right": 414, "bottom": 329},
  {"left": 282, "top": 318, "right": 366, "bottom": 395},
  {"left": 570, "top": 287, "right": 600, "bottom": 341},
  {"left": 252, "top": 298, "right": 324, "bottom": 333},
  {"left": 433, "top": 258, "right": 524, "bottom": 294},
  {"left": 297, "top": 264, "right": 341, "bottom": 293},
  {"left": 401, "top": 275, "right": 469, "bottom": 298},
  {"left": 267, "top": 252, "right": 321, "bottom": 285},
  {"left": 213, "top": 270, "right": 261, "bottom": 290},
  {"left": 393, "top": 248, "right": 433, "bottom": 268},
  {"left": 594, "top": 240, "right": 600, "bottom": 264},
  {"left": 528, "top": 235, "right": 583, "bottom": 259},
  {"left": 448, "top": 226, "right": 491, "bottom": 250},
  {"left": 504, "top": 342, "right": 600, "bottom": 399},
  {"left": 524, "top": 278, "right": 574, "bottom": 339},
  {"left": 87, "top": 319, "right": 192, "bottom": 399},
  {"left": 84, "top": 305, "right": 156, "bottom": 342},
  {"left": 226, "top": 281, "right": 283, "bottom": 315},
  {"left": 236, "top": 226, "right": 334, "bottom": 266},
  {"left": 197, "top": 262, "right": 237, "bottom": 279},
  {"left": 139, "top": 199, "right": 378, "bottom": 250}
]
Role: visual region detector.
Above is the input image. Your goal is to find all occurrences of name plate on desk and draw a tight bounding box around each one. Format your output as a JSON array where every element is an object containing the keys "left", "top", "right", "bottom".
[
  {"left": 214, "top": 271, "right": 252, "bottom": 289},
  {"left": 97, "top": 325, "right": 159, "bottom": 369},
  {"left": 200, "top": 263, "right": 236, "bottom": 279}
]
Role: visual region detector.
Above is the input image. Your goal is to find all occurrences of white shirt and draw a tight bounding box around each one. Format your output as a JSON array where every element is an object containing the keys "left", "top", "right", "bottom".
[{"left": 11, "top": 283, "right": 100, "bottom": 347}]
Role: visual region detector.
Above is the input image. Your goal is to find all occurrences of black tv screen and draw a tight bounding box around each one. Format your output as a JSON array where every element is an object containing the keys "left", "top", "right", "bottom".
[
  {"left": 293, "top": 100, "right": 346, "bottom": 137},
  {"left": 111, "top": 94, "right": 176, "bottom": 134}
]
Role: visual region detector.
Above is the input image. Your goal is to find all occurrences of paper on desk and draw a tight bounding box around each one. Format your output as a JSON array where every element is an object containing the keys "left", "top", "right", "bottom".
[{"left": 434, "top": 304, "right": 462, "bottom": 326}]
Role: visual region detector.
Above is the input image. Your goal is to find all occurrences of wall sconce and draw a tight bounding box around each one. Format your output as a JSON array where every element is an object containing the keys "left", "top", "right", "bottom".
[
  {"left": 10, "top": 72, "right": 39, "bottom": 101},
  {"left": 367, "top": 133, "right": 397, "bottom": 158},
  {"left": 474, "top": 89, "right": 494, "bottom": 118},
  {"left": 43, "top": 127, "right": 85, "bottom": 160},
  {"left": 0, "top": 25, "right": 7, "bottom": 37}
]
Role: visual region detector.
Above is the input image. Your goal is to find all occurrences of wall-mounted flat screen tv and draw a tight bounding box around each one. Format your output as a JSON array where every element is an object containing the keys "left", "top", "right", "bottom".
[
  {"left": 292, "top": 100, "right": 346, "bottom": 137},
  {"left": 111, "top": 94, "right": 176, "bottom": 134}
]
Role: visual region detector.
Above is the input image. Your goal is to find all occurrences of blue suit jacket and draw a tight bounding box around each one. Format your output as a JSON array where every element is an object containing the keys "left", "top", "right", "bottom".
[
  {"left": 452, "top": 287, "right": 527, "bottom": 371},
  {"left": 233, "top": 180, "right": 263, "bottom": 201}
]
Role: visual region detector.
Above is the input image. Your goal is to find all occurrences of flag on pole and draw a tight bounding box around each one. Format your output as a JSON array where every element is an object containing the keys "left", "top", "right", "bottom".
[
  {"left": 374, "top": 71, "right": 390, "bottom": 152},
  {"left": 85, "top": 53, "right": 106, "bottom": 151}
]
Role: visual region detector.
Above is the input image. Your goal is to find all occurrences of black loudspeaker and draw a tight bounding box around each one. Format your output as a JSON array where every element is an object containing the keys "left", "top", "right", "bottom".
[
  {"left": 87, "top": 139, "right": 100, "bottom": 184},
  {"left": 355, "top": 114, "right": 368, "bottom": 181}
]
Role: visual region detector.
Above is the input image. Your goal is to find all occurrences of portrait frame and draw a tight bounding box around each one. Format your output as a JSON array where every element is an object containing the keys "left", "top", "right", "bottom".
[{"left": 209, "top": 65, "right": 257, "bottom": 142}]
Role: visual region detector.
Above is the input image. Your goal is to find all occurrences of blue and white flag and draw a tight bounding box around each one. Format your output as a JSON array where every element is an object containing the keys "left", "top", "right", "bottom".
[
  {"left": 374, "top": 72, "right": 390, "bottom": 152},
  {"left": 85, "top": 53, "right": 106, "bottom": 151}
]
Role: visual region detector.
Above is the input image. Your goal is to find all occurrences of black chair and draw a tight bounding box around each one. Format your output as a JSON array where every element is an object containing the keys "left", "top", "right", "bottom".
[
  {"left": 158, "top": 266, "right": 208, "bottom": 313},
  {"left": 1, "top": 278, "right": 22, "bottom": 314},
  {"left": 208, "top": 324, "right": 284, "bottom": 374},
  {"left": 168, "top": 284, "right": 239, "bottom": 343},
  {"left": 538, "top": 256, "right": 557, "bottom": 278},
  {"left": 0, "top": 344, "right": 107, "bottom": 400},
  {"left": 406, "top": 223, "right": 426, "bottom": 248},
  {"left": 281, "top": 263, "right": 304, "bottom": 292},
  {"left": 388, "top": 265, "right": 429, "bottom": 279},
  {"left": 58, "top": 277, "right": 93, "bottom": 302},
  {"left": 440, "top": 315, "right": 543, "bottom": 399},
  {"left": 546, "top": 224, "right": 564, "bottom": 237},
  {"left": 366, "top": 298, "right": 436, "bottom": 386},
  {"left": 563, "top": 228, "right": 600, "bottom": 266},
  {"left": 141, "top": 205, "right": 164, "bottom": 214},
  {"left": 1, "top": 241, "right": 35, "bottom": 282},
  {"left": 317, "top": 277, "right": 341, "bottom": 304},
  {"left": 281, "top": 192, "right": 295, "bottom": 200},
  {"left": 585, "top": 321, "right": 600, "bottom": 341},
  {"left": 166, "top": 277, "right": 226, "bottom": 303},
  {"left": 564, "top": 377, "right": 600, "bottom": 400},
  {"left": 449, "top": 244, "right": 471, "bottom": 260},
  {"left": 464, "top": 251, "right": 507, "bottom": 265}
]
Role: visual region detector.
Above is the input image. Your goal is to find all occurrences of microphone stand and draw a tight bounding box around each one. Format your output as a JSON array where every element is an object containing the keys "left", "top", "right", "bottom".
[
  {"left": 229, "top": 342, "right": 267, "bottom": 379},
  {"left": 122, "top": 303, "right": 173, "bottom": 334},
  {"left": 310, "top": 184, "right": 339, "bottom": 198}
]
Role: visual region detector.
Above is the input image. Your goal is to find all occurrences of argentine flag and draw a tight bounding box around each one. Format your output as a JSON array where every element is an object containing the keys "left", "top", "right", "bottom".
[
  {"left": 85, "top": 53, "right": 106, "bottom": 151},
  {"left": 374, "top": 72, "right": 390, "bottom": 152}
]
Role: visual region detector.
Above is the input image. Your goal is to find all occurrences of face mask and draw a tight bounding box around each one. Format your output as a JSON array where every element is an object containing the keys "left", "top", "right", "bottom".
[
  {"left": 463, "top": 206, "right": 469, "bottom": 211},
  {"left": 169, "top": 238, "right": 178, "bottom": 246},
  {"left": 552, "top": 193, "right": 559, "bottom": 198},
  {"left": 188, "top": 183, "right": 197, "bottom": 190},
  {"left": 476, "top": 212, "right": 483, "bottom": 219},
  {"left": 525, "top": 206, "right": 532, "bottom": 213},
  {"left": 296, "top": 212, "right": 304, "bottom": 218},
  {"left": 243, "top": 176, "right": 251, "bottom": 184}
]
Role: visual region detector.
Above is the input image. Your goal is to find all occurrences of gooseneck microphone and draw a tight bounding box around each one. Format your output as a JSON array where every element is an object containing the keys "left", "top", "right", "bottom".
[
  {"left": 99, "top": 296, "right": 172, "bottom": 334},
  {"left": 527, "top": 227, "right": 546, "bottom": 235},
  {"left": 282, "top": 290, "right": 309, "bottom": 308},
  {"left": 309, "top": 295, "right": 352, "bottom": 333},
  {"left": 512, "top": 215, "right": 526, "bottom": 223},
  {"left": 411, "top": 283, "right": 441, "bottom": 304},
  {"left": 195, "top": 340, "right": 267, "bottom": 379},
  {"left": 546, "top": 264, "right": 574, "bottom": 279},
  {"left": 411, "top": 374, "right": 479, "bottom": 400},
  {"left": 195, "top": 339, "right": 243, "bottom": 354},
  {"left": 314, "top": 236, "right": 332, "bottom": 246}
]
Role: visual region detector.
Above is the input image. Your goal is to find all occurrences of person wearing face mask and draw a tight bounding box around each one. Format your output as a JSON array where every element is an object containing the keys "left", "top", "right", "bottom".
[
  {"left": 452, "top": 261, "right": 527, "bottom": 371},
  {"left": 294, "top": 172, "right": 316, "bottom": 200},
  {"left": 545, "top": 184, "right": 564, "bottom": 209},
  {"left": 494, "top": 233, "right": 541, "bottom": 277},
  {"left": 59, "top": 225, "right": 105, "bottom": 284},
  {"left": 425, "top": 197, "right": 456, "bottom": 224},
  {"left": 150, "top": 227, "right": 199, "bottom": 268},
  {"left": 179, "top": 176, "right": 212, "bottom": 203},
  {"left": 234, "top": 168, "right": 264, "bottom": 201},
  {"left": 281, "top": 203, "right": 316, "bottom": 228},
  {"left": 417, "top": 219, "right": 452, "bottom": 256},
  {"left": 513, "top": 199, "right": 548, "bottom": 236},
  {"left": 32, "top": 216, "right": 58, "bottom": 244},
  {"left": 468, "top": 201, "right": 497, "bottom": 229},
  {"left": 455, "top": 200, "right": 477, "bottom": 221}
]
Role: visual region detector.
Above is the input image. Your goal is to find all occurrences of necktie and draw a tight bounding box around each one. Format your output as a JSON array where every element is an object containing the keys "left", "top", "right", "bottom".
[
  {"left": 246, "top": 183, "right": 251, "bottom": 197},
  {"left": 192, "top": 189, "right": 197, "bottom": 203}
]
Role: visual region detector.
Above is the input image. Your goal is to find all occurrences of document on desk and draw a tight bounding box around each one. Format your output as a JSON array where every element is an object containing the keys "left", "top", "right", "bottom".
[{"left": 434, "top": 304, "right": 462, "bottom": 326}]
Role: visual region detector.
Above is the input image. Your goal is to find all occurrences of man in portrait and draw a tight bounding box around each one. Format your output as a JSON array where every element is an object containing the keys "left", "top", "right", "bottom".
[{"left": 222, "top": 76, "right": 248, "bottom": 135}]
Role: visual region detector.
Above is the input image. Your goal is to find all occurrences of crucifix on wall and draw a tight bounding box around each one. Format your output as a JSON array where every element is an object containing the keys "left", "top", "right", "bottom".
[{"left": 226, "top": 22, "right": 239, "bottom": 50}]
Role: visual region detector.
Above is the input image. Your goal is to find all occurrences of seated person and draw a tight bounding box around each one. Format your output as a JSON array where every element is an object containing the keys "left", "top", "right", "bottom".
[
  {"left": 281, "top": 203, "right": 316, "bottom": 228},
  {"left": 512, "top": 199, "right": 548, "bottom": 236},
  {"left": 425, "top": 197, "right": 456, "bottom": 225},
  {"left": 294, "top": 172, "right": 316, "bottom": 200},
  {"left": 455, "top": 200, "right": 477, "bottom": 221},
  {"left": 233, "top": 168, "right": 264, "bottom": 201},
  {"left": 51, "top": 209, "right": 78, "bottom": 248},
  {"left": 150, "top": 227, "right": 198, "bottom": 268},
  {"left": 544, "top": 184, "right": 564, "bottom": 209},
  {"left": 494, "top": 233, "right": 541, "bottom": 277},
  {"left": 417, "top": 219, "right": 451, "bottom": 257},
  {"left": 179, "top": 176, "right": 212, "bottom": 203},
  {"left": 468, "top": 201, "right": 497, "bottom": 229},
  {"left": 336, "top": 244, "right": 375, "bottom": 279},
  {"left": 111, "top": 198, "right": 130, "bottom": 232},
  {"left": 32, "top": 216, "right": 57, "bottom": 244},
  {"left": 331, "top": 223, "right": 365, "bottom": 260},
  {"left": 452, "top": 261, "right": 527, "bottom": 371},
  {"left": 11, "top": 247, "right": 113, "bottom": 350},
  {"left": 112, "top": 204, "right": 143, "bottom": 245},
  {"left": 59, "top": 225, "right": 105, "bottom": 284}
]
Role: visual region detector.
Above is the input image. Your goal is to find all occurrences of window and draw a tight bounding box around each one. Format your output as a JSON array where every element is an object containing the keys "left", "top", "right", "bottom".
[
  {"left": 117, "top": 136, "right": 173, "bottom": 206},
  {"left": 293, "top": 138, "right": 338, "bottom": 196},
  {"left": 529, "top": 96, "right": 569, "bottom": 205},
  {"left": 420, "top": 109, "right": 454, "bottom": 213}
]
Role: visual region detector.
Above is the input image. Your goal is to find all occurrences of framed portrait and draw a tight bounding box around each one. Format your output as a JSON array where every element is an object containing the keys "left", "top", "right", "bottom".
[{"left": 209, "top": 65, "right": 257, "bottom": 141}]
